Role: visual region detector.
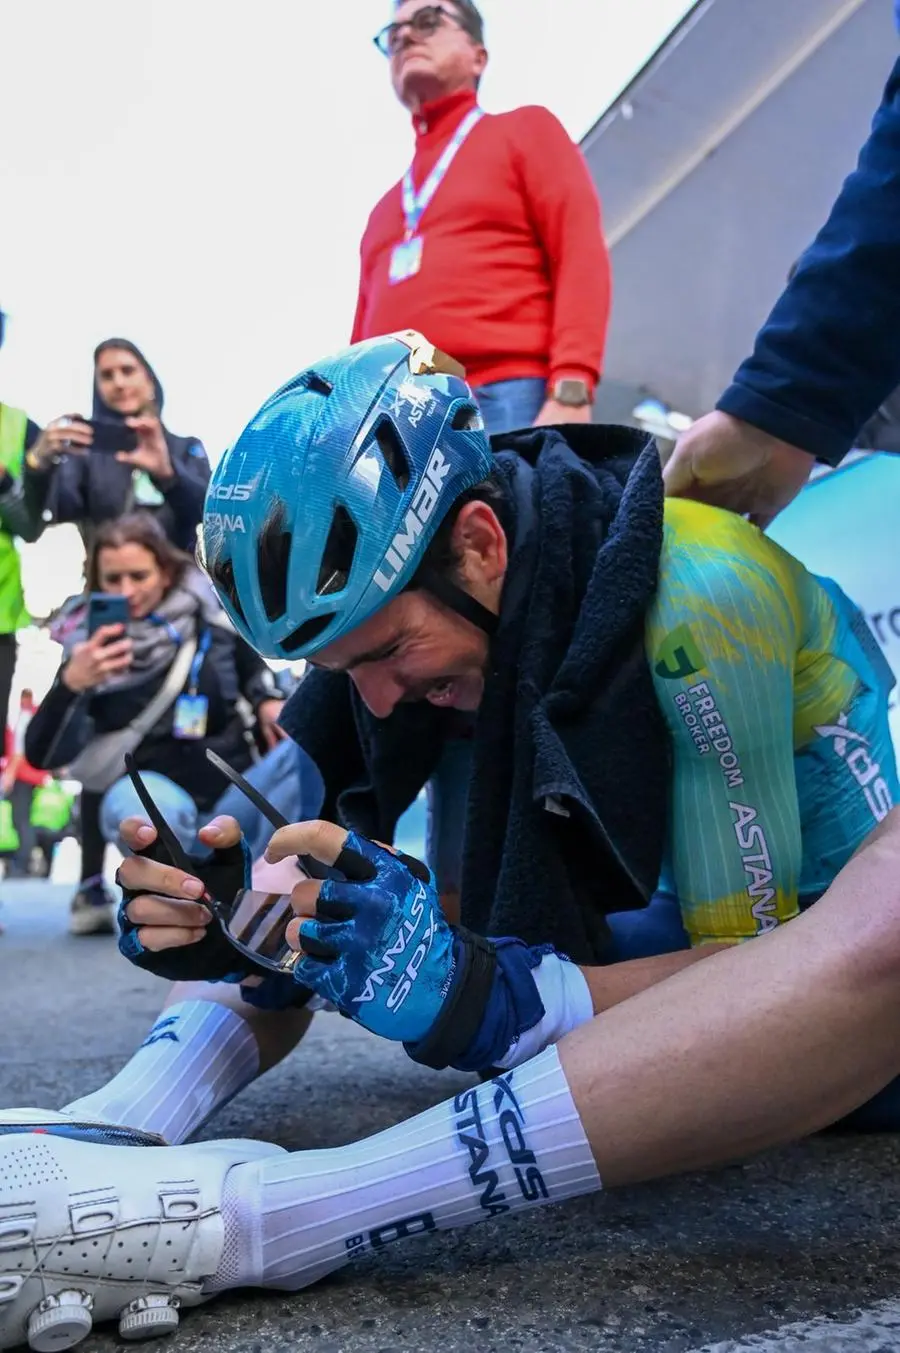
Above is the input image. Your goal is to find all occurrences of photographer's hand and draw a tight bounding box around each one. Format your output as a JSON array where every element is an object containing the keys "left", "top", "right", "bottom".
[
  {"left": 118, "top": 415, "right": 174, "bottom": 481},
  {"left": 61, "top": 625, "right": 132, "bottom": 693}
]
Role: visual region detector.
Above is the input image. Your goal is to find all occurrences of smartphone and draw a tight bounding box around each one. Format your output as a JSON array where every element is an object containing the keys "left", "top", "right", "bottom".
[
  {"left": 79, "top": 417, "right": 138, "bottom": 454},
  {"left": 87, "top": 592, "right": 130, "bottom": 638}
]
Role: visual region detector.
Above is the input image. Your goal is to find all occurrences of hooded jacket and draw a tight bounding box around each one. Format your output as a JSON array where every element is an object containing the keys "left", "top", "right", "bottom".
[{"left": 23, "top": 339, "right": 210, "bottom": 551}]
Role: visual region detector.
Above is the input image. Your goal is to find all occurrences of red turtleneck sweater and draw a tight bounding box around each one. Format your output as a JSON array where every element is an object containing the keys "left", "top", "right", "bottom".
[{"left": 351, "top": 89, "right": 610, "bottom": 395}]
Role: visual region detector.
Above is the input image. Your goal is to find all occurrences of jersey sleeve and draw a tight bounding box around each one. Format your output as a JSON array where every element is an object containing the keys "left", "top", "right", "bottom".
[{"left": 647, "top": 503, "right": 803, "bottom": 946}]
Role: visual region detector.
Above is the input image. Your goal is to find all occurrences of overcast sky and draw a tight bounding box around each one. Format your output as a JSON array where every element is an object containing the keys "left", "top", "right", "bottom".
[{"left": 2, "top": 0, "right": 695, "bottom": 465}]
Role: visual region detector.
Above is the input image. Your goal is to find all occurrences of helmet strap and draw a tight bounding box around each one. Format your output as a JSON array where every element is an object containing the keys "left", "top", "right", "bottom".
[{"left": 411, "top": 566, "right": 499, "bottom": 637}]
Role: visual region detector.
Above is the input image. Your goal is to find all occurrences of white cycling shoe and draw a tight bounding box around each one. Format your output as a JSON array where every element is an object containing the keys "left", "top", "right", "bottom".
[
  {"left": 0, "top": 1109, "right": 167, "bottom": 1149},
  {"left": 0, "top": 1128, "right": 285, "bottom": 1351}
]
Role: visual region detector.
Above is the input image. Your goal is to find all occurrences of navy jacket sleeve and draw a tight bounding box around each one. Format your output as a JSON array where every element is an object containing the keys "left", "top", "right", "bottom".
[
  {"left": 718, "top": 57, "right": 900, "bottom": 465},
  {"left": 24, "top": 677, "right": 93, "bottom": 770}
]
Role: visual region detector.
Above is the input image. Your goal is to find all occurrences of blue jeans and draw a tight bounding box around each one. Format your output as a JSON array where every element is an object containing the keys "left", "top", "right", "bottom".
[
  {"left": 473, "top": 376, "right": 546, "bottom": 437},
  {"left": 422, "top": 736, "right": 475, "bottom": 893},
  {"left": 100, "top": 740, "right": 325, "bottom": 860}
]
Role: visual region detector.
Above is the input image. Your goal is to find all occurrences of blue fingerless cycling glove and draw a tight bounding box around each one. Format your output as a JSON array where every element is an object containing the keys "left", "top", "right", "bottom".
[
  {"left": 275, "top": 830, "right": 559, "bottom": 1070},
  {"left": 289, "top": 831, "right": 457, "bottom": 1043}
]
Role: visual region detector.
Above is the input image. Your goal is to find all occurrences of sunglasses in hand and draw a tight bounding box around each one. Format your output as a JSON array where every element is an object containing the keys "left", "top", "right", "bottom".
[{"left": 123, "top": 749, "right": 326, "bottom": 977}]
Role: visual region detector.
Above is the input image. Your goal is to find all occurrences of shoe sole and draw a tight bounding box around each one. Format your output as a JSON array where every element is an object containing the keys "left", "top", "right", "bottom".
[
  {"left": 0, "top": 1133, "right": 282, "bottom": 1350},
  {"left": 68, "top": 912, "right": 116, "bottom": 938}
]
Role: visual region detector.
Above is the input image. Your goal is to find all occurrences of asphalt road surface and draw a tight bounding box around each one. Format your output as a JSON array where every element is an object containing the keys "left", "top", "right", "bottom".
[{"left": 2, "top": 880, "right": 900, "bottom": 1353}]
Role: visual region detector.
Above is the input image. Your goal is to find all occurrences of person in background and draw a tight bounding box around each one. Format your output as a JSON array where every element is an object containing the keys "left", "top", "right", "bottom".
[
  {"left": 0, "top": 689, "right": 49, "bottom": 878},
  {"left": 663, "top": 52, "right": 900, "bottom": 523},
  {"left": 356, "top": 0, "right": 610, "bottom": 437},
  {"left": 27, "top": 777, "right": 75, "bottom": 879},
  {"left": 358, "top": 0, "right": 612, "bottom": 900},
  {"left": 25, "top": 513, "right": 285, "bottom": 935},
  {"left": 23, "top": 338, "right": 210, "bottom": 552},
  {"left": 0, "top": 307, "right": 47, "bottom": 764}
]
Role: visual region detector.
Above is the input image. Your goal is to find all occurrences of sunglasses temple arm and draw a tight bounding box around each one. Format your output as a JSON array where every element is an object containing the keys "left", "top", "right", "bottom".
[
  {"left": 123, "top": 753, "right": 198, "bottom": 875},
  {"left": 205, "top": 748, "right": 289, "bottom": 829},
  {"left": 204, "top": 747, "right": 330, "bottom": 880}
]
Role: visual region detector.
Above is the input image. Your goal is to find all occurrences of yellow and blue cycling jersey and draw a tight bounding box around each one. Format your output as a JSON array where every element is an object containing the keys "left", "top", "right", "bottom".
[{"left": 629, "top": 498, "right": 898, "bottom": 951}]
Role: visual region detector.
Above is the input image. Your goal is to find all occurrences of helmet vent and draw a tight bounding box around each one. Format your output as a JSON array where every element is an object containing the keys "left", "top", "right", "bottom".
[
  {"left": 257, "top": 506, "right": 292, "bottom": 621},
  {"left": 300, "top": 369, "right": 334, "bottom": 396},
  {"left": 317, "top": 505, "right": 358, "bottom": 596},
  {"left": 451, "top": 402, "right": 481, "bottom": 431},
  {"left": 282, "top": 615, "right": 334, "bottom": 654},
  {"left": 374, "top": 418, "right": 410, "bottom": 491},
  {"left": 207, "top": 556, "right": 247, "bottom": 626}
]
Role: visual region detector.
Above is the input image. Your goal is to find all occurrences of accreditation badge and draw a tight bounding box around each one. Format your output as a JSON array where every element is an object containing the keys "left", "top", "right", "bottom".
[{"left": 389, "top": 235, "right": 424, "bottom": 284}]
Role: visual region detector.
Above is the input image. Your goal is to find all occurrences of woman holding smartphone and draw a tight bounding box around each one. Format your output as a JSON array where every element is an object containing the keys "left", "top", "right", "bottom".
[
  {"left": 23, "top": 338, "right": 210, "bottom": 551},
  {"left": 25, "top": 513, "right": 286, "bottom": 935}
]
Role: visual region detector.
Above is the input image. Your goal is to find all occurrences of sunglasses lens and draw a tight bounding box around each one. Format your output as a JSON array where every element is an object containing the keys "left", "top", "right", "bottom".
[{"left": 217, "top": 889, "right": 298, "bottom": 971}]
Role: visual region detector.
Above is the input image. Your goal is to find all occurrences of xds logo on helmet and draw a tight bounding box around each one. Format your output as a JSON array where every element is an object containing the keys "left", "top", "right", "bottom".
[
  {"left": 211, "top": 483, "right": 253, "bottom": 502},
  {"left": 373, "top": 447, "right": 451, "bottom": 593},
  {"left": 206, "top": 483, "right": 253, "bottom": 534},
  {"left": 206, "top": 513, "right": 246, "bottom": 533}
]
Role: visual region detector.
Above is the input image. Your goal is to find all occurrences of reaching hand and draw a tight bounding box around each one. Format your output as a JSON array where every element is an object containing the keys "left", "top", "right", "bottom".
[{"left": 661, "top": 411, "right": 815, "bottom": 528}]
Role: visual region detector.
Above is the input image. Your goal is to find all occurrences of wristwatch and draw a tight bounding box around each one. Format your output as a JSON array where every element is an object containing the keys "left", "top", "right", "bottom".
[{"left": 550, "top": 378, "right": 592, "bottom": 408}]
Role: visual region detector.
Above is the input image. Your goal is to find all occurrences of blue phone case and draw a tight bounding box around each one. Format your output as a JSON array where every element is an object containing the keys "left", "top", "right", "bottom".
[{"left": 87, "top": 593, "right": 130, "bottom": 636}]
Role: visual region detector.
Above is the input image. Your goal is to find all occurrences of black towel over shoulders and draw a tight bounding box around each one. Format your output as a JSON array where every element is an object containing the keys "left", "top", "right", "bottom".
[{"left": 282, "top": 424, "right": 669, "bottom": 963}]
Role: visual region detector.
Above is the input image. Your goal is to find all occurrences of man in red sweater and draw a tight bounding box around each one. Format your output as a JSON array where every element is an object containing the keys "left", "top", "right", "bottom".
[
  {"left": 357, "top": 0, "right": 613, "bottom": 908},
  {"left": 356, "top": 0, "right": 611, "bottom": 437}
]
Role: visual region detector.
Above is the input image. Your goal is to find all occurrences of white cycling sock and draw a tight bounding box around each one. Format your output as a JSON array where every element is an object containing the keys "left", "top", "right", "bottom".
[
  {"left": 64, "top": 1000, "right": 259, "bottom": 1145},
  {"left": 210, "top": 1044, "right": 600, "bottom": 1292}
]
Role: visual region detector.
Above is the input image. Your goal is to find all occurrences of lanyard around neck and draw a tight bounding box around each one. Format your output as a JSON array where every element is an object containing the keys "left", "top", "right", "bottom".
[
  {"left": 401, "top": 106, "right": 483, "bottom": 238},
  {"left": 187, "top": 629, "right": 212, "bottom": 693}
]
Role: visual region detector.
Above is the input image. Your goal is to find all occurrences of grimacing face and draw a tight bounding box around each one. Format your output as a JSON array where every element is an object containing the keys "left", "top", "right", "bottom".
[
  {"left": 388, "top": 0, "right": 487, "bottom": 110},
  {"left": 310, "top": 499, "right": 507, "bottom": 717},
  {"left": 312, "top": 590, "right": 489, "bottom": 715}
]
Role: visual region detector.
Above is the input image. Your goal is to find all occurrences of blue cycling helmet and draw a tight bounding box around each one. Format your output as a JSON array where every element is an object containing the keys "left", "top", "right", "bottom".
[{"left": 201, "top": 331, "right": 496, "bottom": 660}]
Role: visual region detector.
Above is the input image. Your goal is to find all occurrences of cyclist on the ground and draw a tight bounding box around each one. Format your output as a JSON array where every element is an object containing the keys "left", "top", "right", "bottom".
[{"left": 1, "top": 334, "right": 898, "bottom": 1352}]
